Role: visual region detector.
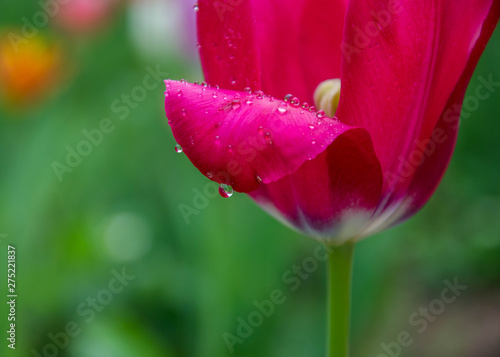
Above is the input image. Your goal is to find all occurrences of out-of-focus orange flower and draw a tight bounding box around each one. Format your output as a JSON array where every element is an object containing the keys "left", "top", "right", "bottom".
[
  {"left": 0, "top": 32, "right": 62, "bottom": 107},
  {"left": 53, "top": 0, "right": 120, "bottom": 35}
]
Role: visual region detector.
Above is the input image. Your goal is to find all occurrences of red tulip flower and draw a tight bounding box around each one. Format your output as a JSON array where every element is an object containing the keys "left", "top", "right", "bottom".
[
  {"left": 165, "top": 0, "right": 499, "bottom": 244},
  {"left": 164, "top": 1, "right": 499, "bottom": 355}
]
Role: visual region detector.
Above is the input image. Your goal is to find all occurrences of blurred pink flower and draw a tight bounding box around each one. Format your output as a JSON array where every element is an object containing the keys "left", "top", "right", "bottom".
[{"left": 53, "top": 0, "right": 120, "bottom": 35}]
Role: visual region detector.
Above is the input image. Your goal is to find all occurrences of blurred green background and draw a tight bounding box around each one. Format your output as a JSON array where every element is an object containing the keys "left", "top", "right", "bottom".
[{"left": 1, "top": 1, "right": 500, "bottom": 356}]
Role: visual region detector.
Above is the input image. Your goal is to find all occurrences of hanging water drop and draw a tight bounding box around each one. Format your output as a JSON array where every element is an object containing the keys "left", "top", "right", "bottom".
[
  {"left": 219, "top": 184, "right": 233, "bottom": 198},
  {"left": 174, "top": 144, "right": 183, "bottom": 153},
  {"left": 193, "top": 4, "right": 199, "bottom": 12}
]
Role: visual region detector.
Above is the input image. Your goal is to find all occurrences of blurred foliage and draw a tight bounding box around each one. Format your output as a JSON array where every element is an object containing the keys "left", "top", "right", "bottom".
[{"left": 0, "top": 2, "right": 500, "bottom": 357}]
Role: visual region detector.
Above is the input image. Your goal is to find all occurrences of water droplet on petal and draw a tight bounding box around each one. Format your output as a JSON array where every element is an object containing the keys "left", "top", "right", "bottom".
[
  {"left": 215, "top": 135, "right": 221, "bottom": 144},
  {"left": 284, "top": 94, "right": 293, "bottom": 102},
  {"left": 227, "top": 144, "right": 233, "bottom": 153},
  {"left": 193, "top": 4, "right": 199, "bottom": 12},
  {"left": 201, "top": 81, "right": 208, "bottom": 87},
  {"left": 231, "top": 99, "right": 241, "bottom": 110},
  {"left": 256, "top": 175, "right": 262, "bottom": 183},
  {"left": 219, "top": 184, "right": 233, "bottom": 198},
  {"left": 290, "top": 97, "right": 300, "bottom": 107},
  {"left": 180, "top": 79, "right": 187, "bottom": 84},
  {"left": 277, "top": 102, "right": 287, "bottom": 114},
  {"left": 255, "top": 90, "right": 264, "bottom": 99},
  {"left": 257, "top": 126, "right": 264, "bottom": 134},
  {"left": 213, "top": 92, "right": 218, "bottom": 99},
  {"left": 301, "top": 102, "right": 310, "bottom": 110},
  {"left": 176, "top": 89, "right": 183, "bottom": 97},
  {"left": 309, "top": 106, "right": 316, "bottom": 112},
  {"left": 207, "top": 172, "right": 213, "bottom": 178},
  {"left": 181, "top": 109, "right": 187, "bottom": 117},
  {"left": 309, "top": 125, "right": 315, "bottom": 130},
  {"left": 245, "top": 96, "right": 254, "bottom": 105},
  {"left": 316, "top": 110, "right": 326, "bottom": 119},
  {"left": 175, "top": 144, "right": 183, "bottom": 153},
  {"left": 243, "top": 87, "right": 252, "bottom": 93}
]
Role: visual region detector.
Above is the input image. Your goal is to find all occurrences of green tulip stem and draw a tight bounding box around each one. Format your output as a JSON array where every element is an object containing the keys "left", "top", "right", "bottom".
[{"left": 327, "top": 241, "right": 355, "bottom": 357}]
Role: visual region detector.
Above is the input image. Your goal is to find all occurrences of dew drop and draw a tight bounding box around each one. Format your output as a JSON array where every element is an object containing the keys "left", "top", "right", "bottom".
[
  {"left": 309, "top": 105, "right": 316, "bottom": 112},
  {"left": 213, "top": 92, "right": 218, "bottom": 99},
  {"left": 284, "top": 94, "right": 293, "bottom": 102},
  {"left": 245, "top": 96, "right": 254, "bottom": 105},
  {"left": 290, "top": 97, "right": 300, "bottom": 107},
  {"left": 201, "top": 81, "right": 208, "bottom": 87},
  {"left": 219, "top": 184, "right": 233, "bottom": 198},
  {"left": 243, "top": 87, "right": 252, "bottom": 93},
  {"left": 174, "top": 144, "right": 183, "bottom": 153},
  {"left": 180, "top": 79, "right": 187, "bottom": 84},
  {"left": 309, "top": 125, "right": 315, "bottom": 130},
  {"left": 207, "top": 172, "right": 213, "bottom": 178},
  {"left": 256, "top": 175, "right": 262, "bottom": 183},
  {"left": 277, "top": 102, "right": 287, "bottom": 114},
  {"left": 257, "top": 126, "right": 264, "bottom": 134},
  {"left": 215, "top": 135, "right": 221, "bottom": 144},
  {"left": 316, "top": 110, "right": 326, "bottom": 119},
  {"left": 176, "top": 89, "right": 183, "bottom": 97},
  {"left": 193, "top": 4, "right": 199, "bottom": 12},
  {"left": 181, "top": 109, "right": 187, "bottom": 117},
  {"left": 301, "top": 102, "right": 310, "bottom": 110},
  {"left": 227, "top": 144, "right": 233, "bottom": 153},
  {"left": 255, "top": 90, "right": 264, "bottom": 99},
  {"left": 231, "top": 99, "right": 241, "bottom": 110}
]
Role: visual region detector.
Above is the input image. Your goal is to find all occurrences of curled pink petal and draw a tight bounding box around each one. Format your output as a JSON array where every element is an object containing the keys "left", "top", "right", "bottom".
[{"left": 165, "top": 80, "right": 379, "bottom": 195}]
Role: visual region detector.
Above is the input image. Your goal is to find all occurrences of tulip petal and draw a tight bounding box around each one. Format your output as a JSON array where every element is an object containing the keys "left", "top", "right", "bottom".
[
  {"left": 164, "top": 80, "right": 378, "bottom": 194},
  {"left": 250, "top": 128, "right": 384, "bottom": 242},
  {"left": 196, "top": 0, "right": 347, "bottom": 102},
  {"left": 337, "top": 0, "right": 497, "bottom": 201},
  {"left": 398, "top": 2, "right": 500, "bottom": 224},
  {"left": 196, "top": 0, "right": 261, "bottom": 91}
]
